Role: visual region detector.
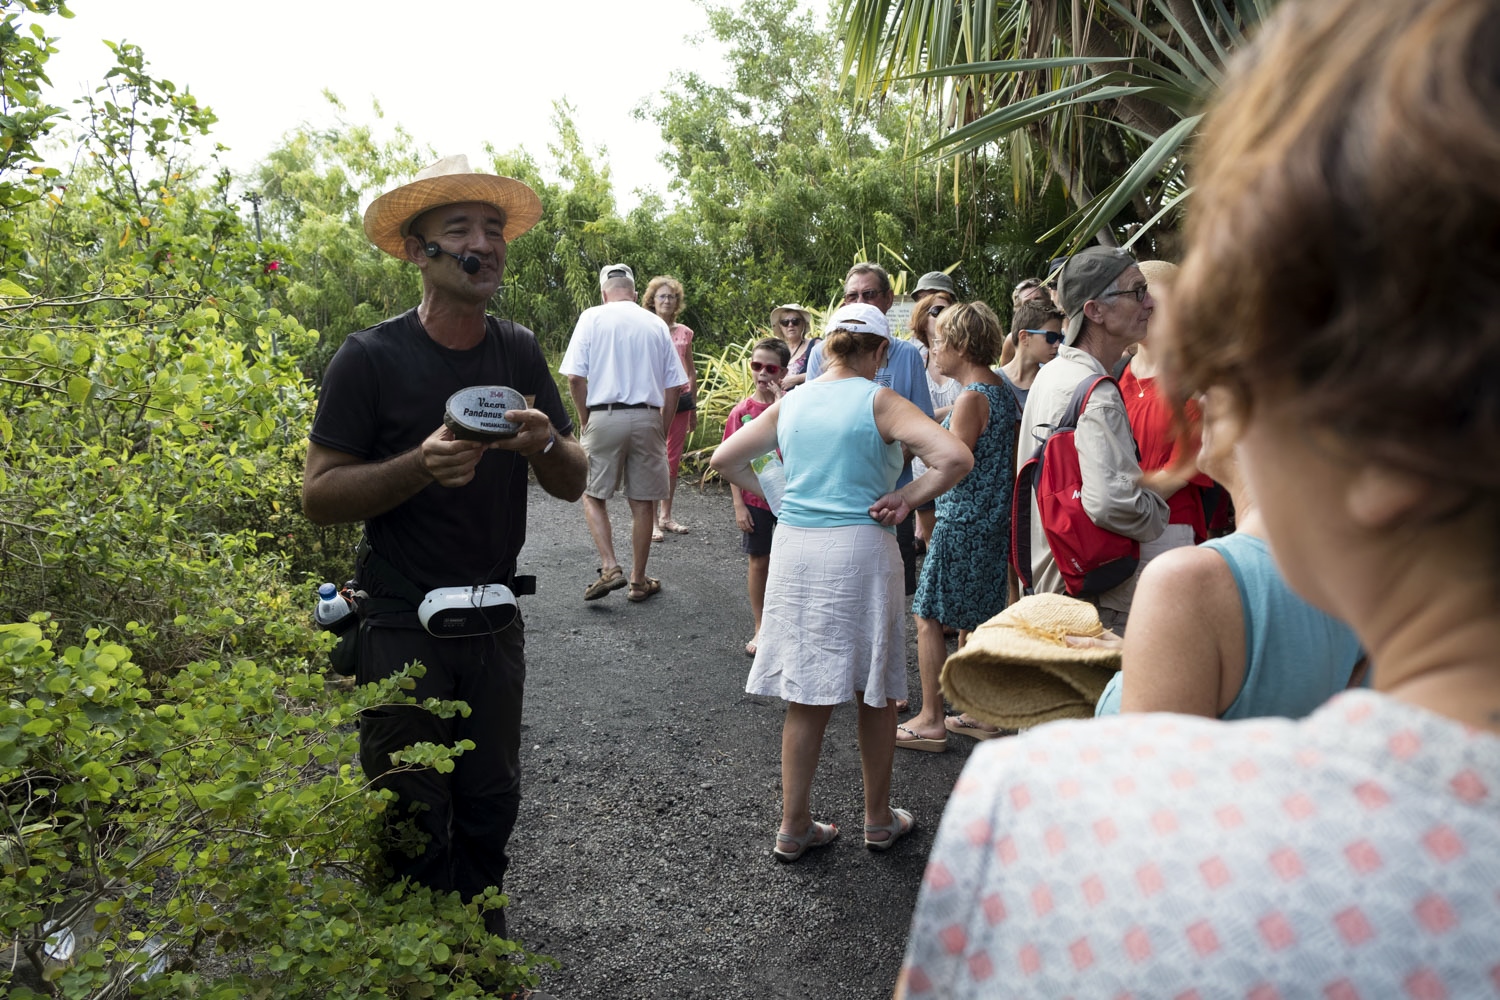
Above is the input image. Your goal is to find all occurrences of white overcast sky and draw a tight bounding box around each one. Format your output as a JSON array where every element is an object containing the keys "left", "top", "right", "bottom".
[{"left": 43, "top": 0, "right": 750, "bottom": 209}]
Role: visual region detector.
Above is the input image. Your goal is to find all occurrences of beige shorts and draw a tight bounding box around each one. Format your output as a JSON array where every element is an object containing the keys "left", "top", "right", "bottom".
[{"left": 582, "top": 407, "right": 669, "bottom": 501}]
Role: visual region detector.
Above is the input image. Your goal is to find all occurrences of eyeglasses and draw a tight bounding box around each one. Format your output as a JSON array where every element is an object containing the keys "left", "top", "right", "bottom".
[
  {"left": 928, "top": 338, "right": 947, "bottom": 348},
  {"left": 1023, "top": 329, "right": 1066, "bottom": 345},
  {"left": 778, "top": 318, "right": 803, "bottom": 327},
  {"left": 926, "top": 305, "right": 945, "bottom": 318},
  {"left": 1101, "top": 284, "right": 1150, "bottom": 304},
  {"left": 750, "top": 361, "right": 784, "bottom": 375},
  {"left": 842, "top": 289, "right": 884, "bottom": 304}
]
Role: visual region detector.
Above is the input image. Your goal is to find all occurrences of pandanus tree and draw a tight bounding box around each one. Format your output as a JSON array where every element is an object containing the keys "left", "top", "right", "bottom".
[{"left": 838, "top": 0, "right": 1278, "bottom": 254}]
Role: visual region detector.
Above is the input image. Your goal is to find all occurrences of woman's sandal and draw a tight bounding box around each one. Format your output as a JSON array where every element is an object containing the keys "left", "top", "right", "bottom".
[
  {"left": 945, "top": 714, "right": 1014, "bottom": 740},
  {"left": 745, "top": 635, "right": 759, "bottom": 656},
  {"left": 627, "top": 577, "right": 662, "bottom": 602},
  {"left": 864, "top": 807, "right": 915, "bottom": 852},
  {"left": 659, "top": 519, "right": 690, "bottom": 534},
  {"left": 773, "top": 820, "right": 839, "bottom": 862}
]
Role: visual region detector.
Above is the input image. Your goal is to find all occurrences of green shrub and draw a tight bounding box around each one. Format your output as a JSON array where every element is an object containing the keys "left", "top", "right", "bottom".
[{"left": 0, "top": 620, "right": 553, "bottom": 999}]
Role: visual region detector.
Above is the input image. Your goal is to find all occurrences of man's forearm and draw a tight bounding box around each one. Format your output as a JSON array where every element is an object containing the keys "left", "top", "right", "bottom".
[
  {"left": 566, "top": 375, "right": 590, "bottom": 433},
  {"left": 529, "top": 434, "right": 588, "bottom": 502},
  {"left": 662, "top": 385, "right": 682, "bottom": 434},
  {"left": 303, "top": 446, "right": 432, "bottom": 525}
]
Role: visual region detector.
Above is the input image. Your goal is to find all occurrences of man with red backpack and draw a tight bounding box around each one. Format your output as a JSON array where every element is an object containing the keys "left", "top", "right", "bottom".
[{"left": 1013, "top": 247, "right": 1169, "bottom": 633}]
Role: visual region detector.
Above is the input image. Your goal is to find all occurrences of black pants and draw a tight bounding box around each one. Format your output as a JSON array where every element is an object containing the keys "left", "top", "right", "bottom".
[
  {"left": 896, "top": 511, "right": 918, "bottom": 596},
  {"left": 356, "top": 619, "right": 525, "bottom": 937}
]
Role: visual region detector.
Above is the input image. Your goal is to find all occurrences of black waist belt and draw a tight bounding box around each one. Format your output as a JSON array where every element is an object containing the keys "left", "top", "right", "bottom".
[{"left": 588, "top": 402, "right": 658, "bottom": 411}]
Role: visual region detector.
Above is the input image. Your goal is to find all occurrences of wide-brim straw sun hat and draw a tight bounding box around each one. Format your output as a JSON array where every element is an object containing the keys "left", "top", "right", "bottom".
[
  {"left": 1136, "top": 259, "right": 1179, "bottom": 289},
  {"left": 363, "top": 154, "right": 544, "bottom": 258},
  {"left": 941, "top": 593, "right": 1123, "bottom": 730},
  {"left": 768, "top": 303, "right": 810, "bottom": 327}
]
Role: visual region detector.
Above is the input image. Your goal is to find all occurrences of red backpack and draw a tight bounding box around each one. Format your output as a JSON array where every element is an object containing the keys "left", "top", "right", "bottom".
[{"left": 1011, "top": 375, "right": 1140, "bottom": 597}]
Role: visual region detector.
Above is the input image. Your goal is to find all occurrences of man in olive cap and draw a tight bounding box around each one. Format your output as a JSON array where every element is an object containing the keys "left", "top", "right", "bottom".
[
  {"left": 1014, "top": 246, "right": 1168, "bottom": 632},
  {"left": 303, "top": 155, "right": 587, "bottom": 938}
]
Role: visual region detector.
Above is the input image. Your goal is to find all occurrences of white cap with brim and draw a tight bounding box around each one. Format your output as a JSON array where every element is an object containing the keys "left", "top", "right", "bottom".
[
  {"left": 599, "top": 263, "right": 635, "bottom": 285},
  {"left": 825, "top": 302, "right": 891, "bottom": 340}
]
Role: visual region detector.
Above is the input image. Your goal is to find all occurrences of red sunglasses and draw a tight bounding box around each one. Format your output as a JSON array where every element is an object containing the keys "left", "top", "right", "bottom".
[{"left": 750, "top": 361, "right": 784, "bottom": 375}]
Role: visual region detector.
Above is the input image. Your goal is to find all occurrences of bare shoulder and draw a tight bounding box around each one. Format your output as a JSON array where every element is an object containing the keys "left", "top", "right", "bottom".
[{"left": 1135, "top": 543, "right": 1240, "bottom": 625}]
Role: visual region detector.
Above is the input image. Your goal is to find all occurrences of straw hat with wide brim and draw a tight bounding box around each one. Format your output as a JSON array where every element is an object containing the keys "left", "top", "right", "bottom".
[
  {"left": 940, "top": 593, "right": 1122, "bottom": 730},
  {"left": 363, "top": 155, "right": 544, "bottom": 258},
  {"left": 768, "top": 303, "right": 811, "bottom": 328}
]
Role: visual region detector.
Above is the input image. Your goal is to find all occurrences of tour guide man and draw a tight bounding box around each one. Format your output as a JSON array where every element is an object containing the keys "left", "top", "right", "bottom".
[{"left": 302, "top": 155, "right": 587, "bottom": 937}]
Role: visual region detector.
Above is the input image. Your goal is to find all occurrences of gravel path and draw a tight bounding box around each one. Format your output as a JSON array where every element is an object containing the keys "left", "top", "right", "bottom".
[{"left": 504, "top": 480, "right": 979, "bottom": 1000}]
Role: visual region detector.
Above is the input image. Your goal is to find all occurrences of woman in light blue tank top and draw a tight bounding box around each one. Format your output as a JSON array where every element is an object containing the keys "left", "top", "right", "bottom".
[
  {"left": 1095, "top": 396, "right": 1363, "bottom": 720},
  {"left": 711, "top": 302, "right": 973, "bottom": 863}
]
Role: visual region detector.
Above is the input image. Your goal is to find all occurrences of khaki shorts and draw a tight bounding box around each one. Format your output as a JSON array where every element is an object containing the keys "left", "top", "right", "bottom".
[{"left": 582, "top": 407, "right": 670, "bottom": 501}]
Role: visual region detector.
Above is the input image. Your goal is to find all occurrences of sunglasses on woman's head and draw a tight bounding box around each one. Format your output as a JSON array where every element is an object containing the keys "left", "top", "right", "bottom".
[
  {"left": 750, "top": 361, "right": 784, "bottom": 375},
  {"left": 1024, "top": 329, "right": 1066, "bottom": 345}
]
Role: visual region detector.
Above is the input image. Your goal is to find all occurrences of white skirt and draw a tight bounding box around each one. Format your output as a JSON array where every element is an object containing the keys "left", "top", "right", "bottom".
[{"left": 747, "top": 523, "right": 908, "bottom": 707}]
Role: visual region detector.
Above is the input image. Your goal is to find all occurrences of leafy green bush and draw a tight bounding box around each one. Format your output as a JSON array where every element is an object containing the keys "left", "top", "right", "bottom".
[{"left": 0, "top": 620, "right": 552, "bottom": 998}]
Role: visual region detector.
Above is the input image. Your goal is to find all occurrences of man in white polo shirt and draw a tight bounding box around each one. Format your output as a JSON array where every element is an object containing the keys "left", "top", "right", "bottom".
[{"left": 561, "top": 263, "right": 690, "bottom": 603}]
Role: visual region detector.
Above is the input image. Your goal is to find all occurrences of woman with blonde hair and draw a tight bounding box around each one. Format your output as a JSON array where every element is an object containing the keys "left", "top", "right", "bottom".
[
  {"left": 641, "top": 275, "right": 695, "bottom": 539},
  {"left": 899, "top": 0, "right": 1500, "bottom": 992},
  {"left": 896, "top": 302, "right": 1018, "bottom": 752},
  {"left": 712, "top": 303, "right": 972, "bottom": 863}
]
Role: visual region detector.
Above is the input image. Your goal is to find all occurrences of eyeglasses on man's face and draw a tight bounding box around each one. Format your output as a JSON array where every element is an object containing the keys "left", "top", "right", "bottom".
[
  {"left": 842, "top": 289, "right": 884, "bottom": 304},
  {"left": 1023, "top": 329, "right": 1066, "bottom": 345},
  {"left": 750, "top": 361, "right": 784, "bottom": 375},
  {"left": 778, "top": 317, "right": 804, "bottom": 328},
  {"left": 1101, "top": 283, "right": 1150, "bottom": 304}
]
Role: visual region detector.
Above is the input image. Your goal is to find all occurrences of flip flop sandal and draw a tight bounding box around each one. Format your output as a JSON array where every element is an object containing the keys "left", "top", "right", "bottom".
[
  {"left": 864, "top": 807, "right": 914, "bottom": 852},
  {"left": 651, "top": 527, "right": 665, "bottom": 542},
  {"left": 627, "top": 577, "right": 662, "bottom": 602},
  {"left": 584, "top": 566, "right": 626, "bottom": 601},
  {"left": 660, "top": 520, "right": 690, "bottom": 534},
  {"left": 945, "top": 714, "right": 1007, "bottom": 740},
  {"left": 745, "top": 635, "right": 759, "bottom": 656},
  {"left": 773, "top": 820, "right": 839, "bottom": 862},
  {"left": 895, "top": 724, "right": 947, "bottom": 753}
]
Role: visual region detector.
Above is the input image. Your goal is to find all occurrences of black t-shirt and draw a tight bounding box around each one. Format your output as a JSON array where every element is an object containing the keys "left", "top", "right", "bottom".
[{"left": 310, "top": 308, "right": 573, "bottom": 592}]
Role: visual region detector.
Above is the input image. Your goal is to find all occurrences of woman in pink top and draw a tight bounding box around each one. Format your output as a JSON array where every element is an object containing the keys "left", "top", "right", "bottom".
[
  {"left": 898, "top": 0, "right": 1500, "bottom": 994},
  {"left": 642, "top": 275, "right": 696, "bottom": 540}
]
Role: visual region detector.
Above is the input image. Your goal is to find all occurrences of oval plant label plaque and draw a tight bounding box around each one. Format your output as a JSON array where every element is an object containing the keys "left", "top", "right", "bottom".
[{"left": 444, "top": 385, "right": 528, "bottom": 441}]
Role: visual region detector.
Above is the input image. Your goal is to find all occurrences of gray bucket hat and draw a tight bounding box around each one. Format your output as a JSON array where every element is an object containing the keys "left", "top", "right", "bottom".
[{"left": 913, "top": 270, "right": 957, "bottom": 297}]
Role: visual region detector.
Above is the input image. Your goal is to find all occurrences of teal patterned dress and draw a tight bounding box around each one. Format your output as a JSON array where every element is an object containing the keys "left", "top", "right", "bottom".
[{"left": 911, "top": 382, "right": 1018, "bottom": 629}]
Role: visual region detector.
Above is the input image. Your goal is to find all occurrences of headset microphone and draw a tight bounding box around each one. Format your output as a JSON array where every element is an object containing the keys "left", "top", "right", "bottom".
[{"left": 423, "top": 242, "right": 482, "bottom": 274}]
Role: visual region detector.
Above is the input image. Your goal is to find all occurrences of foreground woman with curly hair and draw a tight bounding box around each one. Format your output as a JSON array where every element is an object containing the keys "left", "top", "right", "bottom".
[{"left": 898, "top": 0, "right": 1500, "bottom": 994}]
